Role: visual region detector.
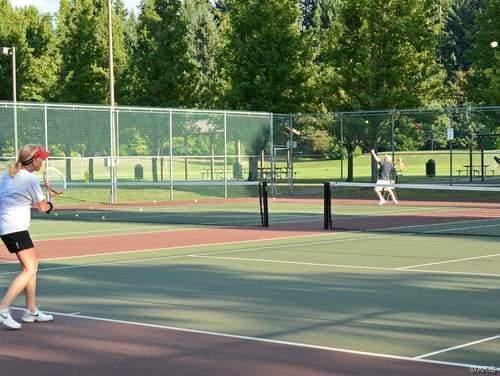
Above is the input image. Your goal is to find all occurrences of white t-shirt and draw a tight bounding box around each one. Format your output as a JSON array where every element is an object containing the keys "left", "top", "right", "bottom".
[{"left": 0, "top": 169, "right": 45, "bottom": 235}]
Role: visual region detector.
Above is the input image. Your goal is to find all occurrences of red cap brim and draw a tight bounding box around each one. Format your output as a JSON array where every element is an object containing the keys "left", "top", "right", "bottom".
[{"left": 34, "top": 147, "right": 50, "bottom": 160}]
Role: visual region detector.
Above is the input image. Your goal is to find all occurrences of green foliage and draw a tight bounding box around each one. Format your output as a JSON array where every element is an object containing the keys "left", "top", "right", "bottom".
[
  {"left": 182, "top": 0, "right": 225, "bottom": 108},
  {"left": 466, "top": 0, "right": 500, "bottom": 105},
  {"left": 223, "top": 0, "right": 312, "bottom": 113},
  {"left": 119, "top": 128, "right": 150, "bottom": 155},
  {"left": 133, "top": 0, "right": 192, "bottom": 107}
]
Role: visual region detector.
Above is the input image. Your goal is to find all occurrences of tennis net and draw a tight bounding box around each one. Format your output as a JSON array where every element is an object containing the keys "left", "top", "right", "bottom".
[
  {"left": 323, "top": 182, "right": 500, "bottom": 236},
  {"left": 35, "top": 181, "right": 269, "bottom": 227}
]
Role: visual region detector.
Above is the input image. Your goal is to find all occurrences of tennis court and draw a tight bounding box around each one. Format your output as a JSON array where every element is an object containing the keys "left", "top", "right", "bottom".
[{"left": 0, "top": 192, "right": 498, "bottom": 376}]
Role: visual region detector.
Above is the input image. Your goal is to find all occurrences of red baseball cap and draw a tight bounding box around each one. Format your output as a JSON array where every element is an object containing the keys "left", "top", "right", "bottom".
[
  {"left": 22, "top": 146, "right": 50, "bottom": 165},
  {"left": 34, "top": 146, "right": 50, "bottom": 160}
]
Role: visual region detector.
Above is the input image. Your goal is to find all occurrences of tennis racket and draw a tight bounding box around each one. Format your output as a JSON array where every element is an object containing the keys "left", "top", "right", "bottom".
[{"left": 44, "top": 167, "right": 67, "bottom": 202}]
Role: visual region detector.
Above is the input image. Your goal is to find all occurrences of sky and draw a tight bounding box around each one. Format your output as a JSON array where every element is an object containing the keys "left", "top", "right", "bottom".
[{"left": 10, "top": 0, "right": 141, "bottom": 15}]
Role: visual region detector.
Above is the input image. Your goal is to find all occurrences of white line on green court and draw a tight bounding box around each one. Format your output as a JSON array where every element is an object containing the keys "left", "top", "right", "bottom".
[
  {"left": 415, "top": 334, "right": 500, "bottom": 360},
  {"left": 0, "top": 231, "right": 346, "bottom": 269},
  {"left": 188, "top": 254, "right": 404, "bottom": 272},
  {"left": 10, "top": 308, "right": 487, "bottom": 372},
  {"left": 16, "top": 232, "right": 389, "bottom": 266},
  {"left": 398, "top": 253, "right": 500, "bottom": 270},
  {"left": 187, "top": 254, "right": 500, "bottom": 278},
  {"left": 2, "top": 232, "right": 498, "bottom": 278}
]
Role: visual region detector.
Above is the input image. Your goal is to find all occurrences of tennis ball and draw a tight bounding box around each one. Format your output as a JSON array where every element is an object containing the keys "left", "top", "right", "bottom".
[
  {"left": 194, "top": 199, "right": 198, "bottom": 203},
  {"left": 75, "top": 214, "right": 79, "bottom": 217},
  {"left": 101, "top": 216, "right": 106, "bottom": 220},
  {"left": 153, "top": 200, "right": 157, "bottom": 204},
  {"left": 54, "top": 213, "right": 58, "bottom": 216},
  {"left": 139, "top": 208, "right": 143, "bottom": 212}
]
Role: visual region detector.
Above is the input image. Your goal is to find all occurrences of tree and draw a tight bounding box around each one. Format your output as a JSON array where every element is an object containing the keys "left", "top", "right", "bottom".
[
  {"left": 438, "top": 0, "right": 481, "bottom": 79},
  {"left": 0, "top": 0, "right": 17, "bottom": 101},
  {"left": 16, "top": 6, "right": 59, "bottom": 102},
  {"left": 132, "top": 0, "right": 192, "bottom": 107},
  {"left": 182, "top": 0, "right": 225, "bottom": 109},
  {"left": 466, "top": 0, "right": 500, "bottom": 105},
  {"left": 223, "top": 0, "right": 312, "bottom": 113},
  {"left": 55, "top": 0, "right": 128, "bottom": 179},
  {"left": 318, "top": 0, "right": 447, "bottom": 180},
  {"left": 300, "top": 0, "right": 317, "bottom": 30}
]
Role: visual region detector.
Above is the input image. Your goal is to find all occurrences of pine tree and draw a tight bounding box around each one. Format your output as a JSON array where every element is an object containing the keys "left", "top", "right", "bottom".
[
  {"left": 182, "top": 0, "right": 225, "bottom": 108},
  {"left": 133, "top": 0, "right": 191, "bottom": 107}
]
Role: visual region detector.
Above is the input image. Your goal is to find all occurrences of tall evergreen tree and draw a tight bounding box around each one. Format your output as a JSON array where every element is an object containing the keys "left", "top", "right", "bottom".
[
  {"left": 133, "top": 0, "right": 191, "bottom": 107},
  {"left": 56, "top": 0, "right": 109, "bottom": 104},
  {"left": 223, "top": 0, "right": 312, "bottom": 113},
  {"left": 182, "top": 0, "right": 224, "bottom": 108}
]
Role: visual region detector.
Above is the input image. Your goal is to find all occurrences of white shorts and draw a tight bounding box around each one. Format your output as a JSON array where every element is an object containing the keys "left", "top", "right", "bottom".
[{"left": 375, "top": 180, "right": 393, "bottom": 191}]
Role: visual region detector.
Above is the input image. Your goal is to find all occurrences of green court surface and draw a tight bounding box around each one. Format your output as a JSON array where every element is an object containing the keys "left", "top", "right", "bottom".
[{"left": 1, "top": 223, "right": 498, "bottom": 370}]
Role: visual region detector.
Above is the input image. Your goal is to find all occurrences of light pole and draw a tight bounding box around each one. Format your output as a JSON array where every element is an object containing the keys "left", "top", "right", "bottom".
[{"left": 1, "top": 46, "right": 17, "bottom": 156}]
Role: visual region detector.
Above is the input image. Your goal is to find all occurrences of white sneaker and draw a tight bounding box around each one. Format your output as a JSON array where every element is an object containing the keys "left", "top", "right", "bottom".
[
  {"left": 0, "top": 309, "right": 22, "bottom": 329},
  {"left": 22, "top": 309, "right": 54, "bottom": 323},
  {"left": 378, "top": 199, "right": 386, "bottom": 205}
]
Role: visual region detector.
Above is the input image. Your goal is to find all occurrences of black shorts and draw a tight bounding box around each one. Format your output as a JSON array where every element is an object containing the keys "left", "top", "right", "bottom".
[{"left": 1, "top": 230, "right": 34, "bottom": 253}]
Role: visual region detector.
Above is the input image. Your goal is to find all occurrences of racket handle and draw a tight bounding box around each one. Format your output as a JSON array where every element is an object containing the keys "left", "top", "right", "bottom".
[{"left": 46, "top": 202, "right": 54, "bottom": 214}]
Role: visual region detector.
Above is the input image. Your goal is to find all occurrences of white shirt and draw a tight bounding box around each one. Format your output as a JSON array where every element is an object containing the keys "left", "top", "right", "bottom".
[{"left": 0, "top": 169, "right": 45, "bottom": 235}]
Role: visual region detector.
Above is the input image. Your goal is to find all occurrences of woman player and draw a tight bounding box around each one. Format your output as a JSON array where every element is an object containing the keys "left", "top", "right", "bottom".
[
  {"left": 0, "top": 144, "right": 54, "bottom": 329},
  {"left": 371, "top": 149, "right": 398, "bottom": 205}
]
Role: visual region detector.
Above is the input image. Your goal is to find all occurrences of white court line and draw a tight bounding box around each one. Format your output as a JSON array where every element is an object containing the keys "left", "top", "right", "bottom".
[
  {"left": 187, "top": 254, "right": 500, "bottom": 278},
  {"left": 0, "top": 231, "right": 388, "bottom": 267},
  {"left": 9, "top": 308, "right": 485, "bottom": 372},
  {"left": 2, "top": 232, "right": 499, "bottom": 278},
  {"left": 398, "top": 253, "right": 500, "bottom": 270},
  {"left": 415, "top": 334, "right": 500, "bottom": 360},
  {"left": 188, "top": 254, "right": 398, "bottom": 272},
  {"left": 0, "top": 231, "right": 347, "bottom": 270}
]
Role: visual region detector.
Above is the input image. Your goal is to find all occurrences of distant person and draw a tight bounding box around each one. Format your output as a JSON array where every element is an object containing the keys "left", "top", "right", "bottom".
[
  {"left": 0, "top": 144, "right": 54, "bottom": 329},
  {"left": 371, "top": 149, "right": 398, "bottom": 205},
  {"left": 395, "top": 157, "right": 406, "bottom": 176},
  {"left": 494, "top": 156, "right": 500, "bottom": 167}
]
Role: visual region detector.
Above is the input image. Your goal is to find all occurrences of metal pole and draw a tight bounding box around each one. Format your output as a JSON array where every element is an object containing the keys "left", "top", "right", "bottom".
[
  {"left": 449, "top": 139, "right": 453, "bottom": 186},
  {"left": 339, "top": 113, "right": 344, "bottom": 180},
  {"left": 169, "top": 110, "right": 173, "bottom": 200},
  {"left": 391, "top": 111, "right": 395, "bottom": 162},
  {"left": 108, "top": 0, "right": 117, "bottom": 204},
  {"left": 469, "top": 133, "right": 473, "bottom": 183},
  {"left": 12, "top": 47, "right": 17, "bottom": 156},
  {"left": 224, "top": 112, "right": 228, "bottom": 198}
]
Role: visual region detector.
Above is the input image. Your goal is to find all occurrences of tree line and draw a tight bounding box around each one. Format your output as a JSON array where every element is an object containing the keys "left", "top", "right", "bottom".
[{"left": 0, "top": 0, "right": 498, "bottom": 113}]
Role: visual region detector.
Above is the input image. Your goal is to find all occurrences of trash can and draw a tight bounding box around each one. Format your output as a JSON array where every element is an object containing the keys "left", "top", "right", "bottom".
[
  {"left": 425, "top": 159, "right": 435, "bottom": 177},
  {"left": 134, "top": 164, "right": 143, "bottom": 180}
]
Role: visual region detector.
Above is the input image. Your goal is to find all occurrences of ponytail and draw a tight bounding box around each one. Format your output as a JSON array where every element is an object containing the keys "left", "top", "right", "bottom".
[{"left": 8, "top": 161, "right": 22, "bottom": 177}]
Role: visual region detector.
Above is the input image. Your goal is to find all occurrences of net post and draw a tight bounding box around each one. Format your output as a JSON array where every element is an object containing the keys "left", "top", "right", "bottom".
[
  {"left": 323, "top": 182, "right": 332, "bottom": 230},
  {"left": 259, "top": 182, "right": 269, "bottom": 227}
]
